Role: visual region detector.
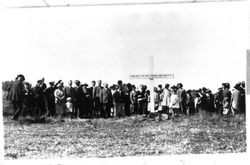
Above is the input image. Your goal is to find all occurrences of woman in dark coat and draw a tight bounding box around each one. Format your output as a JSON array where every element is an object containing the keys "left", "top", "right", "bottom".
[
  {"left": 206, "top": 89, "right": 215, "bottom": 114},
  {"left": 81, "top": 83, "right": 91, "bottom": 118},
  {"left": 23, "top": 82, "right": 35, "bottom": 117}
]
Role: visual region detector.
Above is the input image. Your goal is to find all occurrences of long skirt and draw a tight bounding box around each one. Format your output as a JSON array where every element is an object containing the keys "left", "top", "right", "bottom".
[
  {"left": 114, "top": 102, "right": 125, "bottom": 117},
  {"left": 55, "top": 103, "right": 65, "bottom": 117}
]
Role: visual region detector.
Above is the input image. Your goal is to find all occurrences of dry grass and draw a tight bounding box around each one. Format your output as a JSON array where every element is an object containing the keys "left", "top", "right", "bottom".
[{"left": 4, "top": 111, "right": 246, "bottom": 160}]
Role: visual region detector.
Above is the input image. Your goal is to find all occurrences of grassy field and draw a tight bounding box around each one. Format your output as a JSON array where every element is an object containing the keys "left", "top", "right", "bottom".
[{"left": 4, "top": 111, "right": 246, "bottom": 159}]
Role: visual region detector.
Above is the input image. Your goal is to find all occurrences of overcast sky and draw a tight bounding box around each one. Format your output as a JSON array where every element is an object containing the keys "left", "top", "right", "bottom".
[{"left": 0, "top": 1, "right": 248, "bottom": 92}]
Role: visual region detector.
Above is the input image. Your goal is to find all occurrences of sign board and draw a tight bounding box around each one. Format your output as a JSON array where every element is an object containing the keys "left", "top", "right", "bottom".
[{"left": 129, "top": 74, "right": 174, "bottom": 79}]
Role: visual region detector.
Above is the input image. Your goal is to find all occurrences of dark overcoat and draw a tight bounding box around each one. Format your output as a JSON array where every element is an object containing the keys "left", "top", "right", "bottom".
[{"left": 7, "top": 79, "right": 24, "bottom": 102}]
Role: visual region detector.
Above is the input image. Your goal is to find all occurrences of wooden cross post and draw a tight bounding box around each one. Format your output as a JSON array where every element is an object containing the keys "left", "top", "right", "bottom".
[{"left": 129, "top": 56, "right": 174, "bottom": 113}]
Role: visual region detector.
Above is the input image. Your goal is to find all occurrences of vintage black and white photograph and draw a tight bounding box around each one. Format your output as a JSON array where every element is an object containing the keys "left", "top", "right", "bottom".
[{"left": 0, "top": 0, "right": 248, "bottom": 161}]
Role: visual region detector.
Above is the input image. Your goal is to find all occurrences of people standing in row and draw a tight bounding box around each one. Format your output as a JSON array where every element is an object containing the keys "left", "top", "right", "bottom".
[{"left": 6, "top": 74, "right": 246, "bottom": 121}]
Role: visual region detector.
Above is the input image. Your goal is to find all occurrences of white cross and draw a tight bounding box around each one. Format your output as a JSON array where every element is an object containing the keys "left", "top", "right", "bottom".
[{"left": 129, "top": 56, "right": 174, "bottom": 113}]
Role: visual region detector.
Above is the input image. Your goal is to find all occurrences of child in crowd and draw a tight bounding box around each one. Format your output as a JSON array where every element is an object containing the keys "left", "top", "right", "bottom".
[
  {"left": 223, "top": 97, "right": 234, "bottom": 115},
  {"left": 169, "top": 86, "right": 179, "bottom": 118},
  {"left": 66, "top": 97, "right": 74, "bottom": 118}
]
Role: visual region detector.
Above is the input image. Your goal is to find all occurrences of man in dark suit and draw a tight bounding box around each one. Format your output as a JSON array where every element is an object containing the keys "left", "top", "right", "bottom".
[
  {"left": 94, "top": 80, "right": 103, "bottom": 118},
  {"left": 44, "top": 81, "right": 56, "bottom": 117},
  {"left": 64, "top": 80, "right": 77, "bottom": 117},
  {"left": 88, "top": 80, "right": 96, "bottom": 118},
  {"left": 222, "top": 83, "right": 232, "bottom": 103},
  {"left": 33, "top": 78, "right": 47, "bottom": 119},
  {"left": 239, "top": 81, "right": 245, "bottom": 113},
  {"left": 214, "top": 87, "right": 223, "bottom": 114},
  {"left": 100, "top": 83, "right": 113, "bottom": 118},
  {"left": 8, "top": 74, "right": 25, "bottom": 120},
  {"left": 74, "top": 80, "right": 81, "bottom": 118},
  {"left": 177, "top": 83, "right": 187, "bottom": 115},
  {"left": 23, "top": 82, "right": 35, "bottom": 117}
]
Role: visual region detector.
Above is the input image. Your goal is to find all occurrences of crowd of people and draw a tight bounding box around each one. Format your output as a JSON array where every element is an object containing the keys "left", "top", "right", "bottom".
[{"left": 6, "top": 74, "right": 246, "bottom": 121}]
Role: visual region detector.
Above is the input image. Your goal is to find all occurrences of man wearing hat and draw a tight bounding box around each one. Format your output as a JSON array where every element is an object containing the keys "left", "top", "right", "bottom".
[
  {"left": 199, "top": 87, "right": 208, "bottom": 112},
  {"left": 54, "top": 82, "right": 66, "bottom": 117},
  {"left": 130, "top": 85, "right": 138, "bottom": 115},
  {"left": 177, "top": 83, "right": 187, "bottom": 115},
  {"left": 222, "top": 83, "right": 232, "bottom": 103},
  {"left": 80, "top": 83, "right": 91, "bottom": 118},
  {"left": 94, "top": 80, "right": 103, "bottom": 118},
  {"left": 214, "top": 87, "right": 223, "bottom": 114},
  {"left": 33, "top": 79, "right": 47, "bottom": 119},
  {"left": 64, "top": 80, "right": 77, "bottom": 117},
  {"left": 239, "top": 81, "right": 246, "bottom": 113},
  {"left": 8, "top": 74, "right": 25, "bottom": 120},
  {"left": 100, "top": 83, "right": 113, "bottom": 118},
  {"left": 74, "top": 80, "right": 81, "bottom": 118},
  {"left": 231, "top": 82, "right": 241, "bottom": 114},
  {"left": 205, "top": 89, "right": 215, "bottom": 114},
  {"left": 88, "top": 80, "right": 97, "bottom": 118},
  {"left": 44, "top": 81, "right": 56, "bottom": 117},
  {"left": 221, "top": 83, "right": 232, "bottom": 113}
]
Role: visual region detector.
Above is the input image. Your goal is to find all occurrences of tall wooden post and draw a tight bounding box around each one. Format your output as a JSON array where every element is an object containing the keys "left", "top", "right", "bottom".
[
  {"left": 129, "top": 56, "right": 174, "bottom": 113},
  {"left": 149, "top": 56, "right": 155, "bottom": 113}
]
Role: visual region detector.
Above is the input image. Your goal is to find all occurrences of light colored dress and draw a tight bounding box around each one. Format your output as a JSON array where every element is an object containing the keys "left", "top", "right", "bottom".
[
  {"left": 66, "top": 101, "right": 73, "bottom": 113},
  {"left": 162, "top": 89, "right": 171, "bottom": 107},
  {"left": 170, "top": 94, "right": 179, "bottom": 109},
  {"left": 231, "top": 89, "right": 241, "bottom": 111},
  {"left": 54, "top": 88, "right": 65, "bottom": 116}
]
